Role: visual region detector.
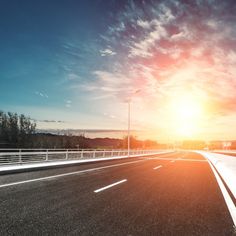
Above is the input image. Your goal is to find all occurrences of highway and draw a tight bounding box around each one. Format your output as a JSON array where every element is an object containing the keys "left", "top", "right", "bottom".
[{"left": 0, "top": 152, "right": 235, "bottom": 235}]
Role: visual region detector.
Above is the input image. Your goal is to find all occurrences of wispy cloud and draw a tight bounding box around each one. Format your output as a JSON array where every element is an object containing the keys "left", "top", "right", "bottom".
[
  {"left": 64, "top": 0, "right": 236, "bottom": 136},
  {"left": 83, "top": 0, "right": 236, "bottom": 119},
  {"left": 67, "top": 73, "right": 80, "bottom": 80},
  {"left": 129, "top": 24, "right": 167, "bottom": 58},
  {"left": 65, "top": 100, "right": 72, "bottom": 108},
  {"left": 103, "top": 112, "right": 116, "bottom": 119},
  {"left": 35, "top": 91, "right": 48, "bottom": 98},
  {"left": 39, "top": 119, "right": 65, "bottom": 123},
  {"left": 129, "top": 4, "right": 175, "bottom": 58},
  {"left": 100, "top": 48, "right": 116, "bottom": 56}
]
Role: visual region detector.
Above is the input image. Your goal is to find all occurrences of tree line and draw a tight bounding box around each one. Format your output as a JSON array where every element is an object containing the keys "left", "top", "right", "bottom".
[
  {"left": 0, "top": 111, "right": 163, "bottom": 149},
  {"left": 3, "top": 110, "right": 227, "bottom": 150},
  {"left": 19, "top": 133, "right": 162, "bottom": 149},
  {"left": 0, "top": 111, "right": 36, "bottom": 148}
]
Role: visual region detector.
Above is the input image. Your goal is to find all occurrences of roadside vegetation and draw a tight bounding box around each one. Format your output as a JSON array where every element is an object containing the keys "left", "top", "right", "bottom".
[
  {"left": 0, "top": 111, "right": 162, "bottom": 149},
  {"left": 0, "top": 111, "right": 36, "bottom": 148},
  {"left": 1, "top": 111, "right": 229, "bottom": 150}
]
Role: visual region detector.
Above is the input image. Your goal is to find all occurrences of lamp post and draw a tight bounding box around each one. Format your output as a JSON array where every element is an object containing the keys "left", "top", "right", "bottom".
[
  {"left": 127, "top": 89, "right": 141, "bottom": 157},
  {"left": 127, "top": 99, "right": 131, "bottom": 157}
]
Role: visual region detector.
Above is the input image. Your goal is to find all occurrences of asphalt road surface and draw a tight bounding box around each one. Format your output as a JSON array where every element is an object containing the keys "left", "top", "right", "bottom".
[{"left": 0, "top": 152, "right": 235, "bottom": 236}]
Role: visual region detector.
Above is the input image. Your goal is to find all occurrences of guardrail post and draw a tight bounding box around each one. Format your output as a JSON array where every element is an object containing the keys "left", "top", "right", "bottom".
[
  {"left": 46, "top": 149, "right": 48, "bottom": 161},
  {"left": 19, "top": 149, "right": 22, "bottom": 163},
  {"left": 103, "top": 150, "right": 105, "bottom": 157},
  {"left": 93, "top": 151, "right": 96, "bottom": 158},
  {"left": 66, "top": 149, "right": 68, "bottom": 160},
  {"left": 111, "top": 150, "right": 113, "bottom": 157},
  {"left": 81, "top": 150, "right": 83, "bottom": 159}
]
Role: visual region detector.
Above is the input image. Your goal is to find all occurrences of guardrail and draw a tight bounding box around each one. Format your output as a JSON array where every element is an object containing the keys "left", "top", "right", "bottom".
[
  {"left": 0, "top": 149, "right": 170, "bottom": 165},
  {"left": 212, "top": 150, "right": 236, "bottom": 157},
  {"left": 213, "top": 150, "right": 236, "bottom": 153},
  {"left": 0, "top": 148, "right": 113, "bottom": 152}
]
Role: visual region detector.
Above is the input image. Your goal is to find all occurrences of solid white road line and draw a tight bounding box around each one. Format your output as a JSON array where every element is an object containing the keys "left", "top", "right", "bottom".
[
  {"left": 146, "top": 157, "right": 206, "bottom": 162},
  {"left": 208, "top": 160, "right": 236, "bottom": 226},
  {"left": 94, "top": 179, "right": 127, "bottom": 193},
  {"left": 0, "top": 160, "right": 144, "bottom": 189},
  {"left": 176, "top": 158, "right": 206, "bottom": 162},
  {"left": 153, "top": 165, "right": 162, "bottom": 170}
]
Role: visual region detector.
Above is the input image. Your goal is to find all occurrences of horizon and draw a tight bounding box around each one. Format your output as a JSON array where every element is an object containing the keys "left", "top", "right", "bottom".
[
  {"left": 35, "top": 128, "right": 236, "bottom": 143},
  {"left": 1, "top": 0, "right": 236, "bottom": 141}
]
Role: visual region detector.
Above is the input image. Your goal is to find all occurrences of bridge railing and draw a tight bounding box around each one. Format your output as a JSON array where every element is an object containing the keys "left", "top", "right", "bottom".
[{"left": 0, "top": 149, "right": 170, "bottom": 165}]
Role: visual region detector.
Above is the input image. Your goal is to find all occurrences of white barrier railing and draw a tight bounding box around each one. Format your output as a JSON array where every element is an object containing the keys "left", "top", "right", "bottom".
[
  {"left": 0, "top": 149, "right": 171, "bottom": 165},
  {"left": 213, "top": 150, "right": 236, "bottom": 153},
  {"left": 212, "top": 150, "right": 236, "bottom": 156}
]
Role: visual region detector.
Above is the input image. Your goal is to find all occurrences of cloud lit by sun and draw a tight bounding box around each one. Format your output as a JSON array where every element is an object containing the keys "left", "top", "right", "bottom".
[{"left": 2, "top": 0, "right": 236, "bottom": 141}]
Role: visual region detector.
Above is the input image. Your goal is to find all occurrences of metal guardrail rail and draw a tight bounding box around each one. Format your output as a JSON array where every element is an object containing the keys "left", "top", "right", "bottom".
[
  {"left": 0, "top": 149, "right": 169, "bottom": 165},
  {"left": 213, "top": 150, "right": 236, "bottom": 153}
]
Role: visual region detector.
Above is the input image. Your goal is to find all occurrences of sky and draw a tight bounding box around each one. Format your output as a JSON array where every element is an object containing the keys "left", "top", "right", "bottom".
[{"left": 1, "top": 0, "right": 236, "bottom": 141}]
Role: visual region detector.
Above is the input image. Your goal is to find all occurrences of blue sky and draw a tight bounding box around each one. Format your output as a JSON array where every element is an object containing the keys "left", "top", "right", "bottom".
[
  {"left": 0, "top": 0, "right": 125, "bottom": 128},
  {"left": 1, "top": 0, "right": 236, "bottom": 141}
]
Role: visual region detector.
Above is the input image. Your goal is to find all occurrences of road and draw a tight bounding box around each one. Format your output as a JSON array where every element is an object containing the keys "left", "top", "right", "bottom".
[{"left": 0, "top": 152, "right": 235, "bottom": 235}]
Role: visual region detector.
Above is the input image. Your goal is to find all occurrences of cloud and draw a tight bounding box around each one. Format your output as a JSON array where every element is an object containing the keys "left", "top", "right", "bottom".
[
  {"left": 137, "top": 19, "right": 151, "bottom": 29},
  {"left": 76, "top": 0, "right": 236, "bottom": 124},
  {"left": 90, "top": 94, "right": 115, "bottom": 100},
  {"left": 100, "top": 48, "right": 116, "bottom": 56},
  {"left": 39, "top": 120, "right": 65, "bottom": 123},
  {"left": 129, "top": 24, "right": 167, "bottom": 57},
  {"left": 35, "top": 91, "right": 48, "bottom": 98},
  {"left": 65, "top": 100, "right": 72, "bottom": 108},
  {"left": 103, "top": 112, "right": 116, "bottom": 119},
  {"left": 108, "top": 22, "right": 126, "bottom": 35},
  {"left": 117, "top": 4, "right": 174, "bottom": 58},
  {"left": 114, "top": 1, "right": 236, "bottom": 114},
  {"left": 91, "top": 70, "right": 146, "bottom": 101},
  {"left": 67, "top": 73, "right": 79, "bottom": 80}
]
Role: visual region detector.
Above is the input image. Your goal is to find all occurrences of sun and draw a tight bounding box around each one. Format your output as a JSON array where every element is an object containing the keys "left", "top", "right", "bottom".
[
  {"left": 173, "top": 96, "right": 202, "bottom": 120},
  {"left": 169, "top": 94, "right": 204, "bottom": 138}
]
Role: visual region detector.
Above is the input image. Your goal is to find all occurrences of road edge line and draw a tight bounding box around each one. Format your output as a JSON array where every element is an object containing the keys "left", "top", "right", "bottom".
[{"left": 207, "top": 160, "right": 236, "bottom": 226}]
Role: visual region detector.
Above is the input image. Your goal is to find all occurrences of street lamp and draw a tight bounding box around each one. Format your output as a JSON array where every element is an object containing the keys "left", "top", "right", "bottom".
[
  {"left": 127, "top": 89, "right": 141, "bottom": 157},
  {"left": 127, "top": 99, "right": 131, "bottom": 157}
]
